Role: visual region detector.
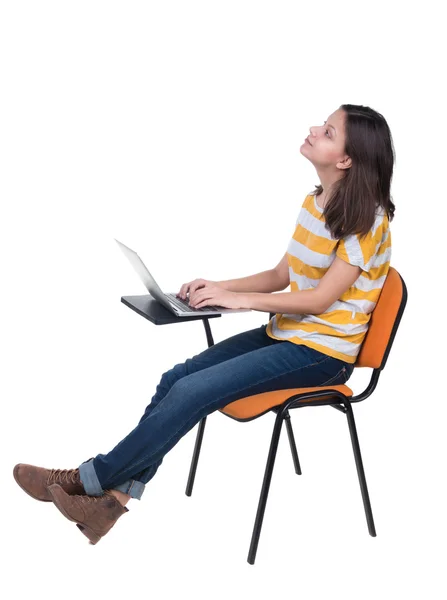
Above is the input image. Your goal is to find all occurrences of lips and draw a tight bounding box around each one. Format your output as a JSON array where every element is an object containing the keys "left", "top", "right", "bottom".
[{"left": 306, "top": 137, "right": 312, "bottom": 146}]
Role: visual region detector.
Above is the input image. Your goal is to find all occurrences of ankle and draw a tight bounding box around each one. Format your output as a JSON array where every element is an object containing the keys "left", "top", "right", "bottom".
[{"left": 108, "top": 489, "right": 131, "bottom": 506}]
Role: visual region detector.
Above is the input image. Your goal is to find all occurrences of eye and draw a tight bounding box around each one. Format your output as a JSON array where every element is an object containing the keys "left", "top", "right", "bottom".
[{"left": 325, "top": 129, "right": 330, "bottom": 137}]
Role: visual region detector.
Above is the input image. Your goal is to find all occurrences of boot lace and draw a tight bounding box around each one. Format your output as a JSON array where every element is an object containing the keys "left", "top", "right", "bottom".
[{"left": 46, "top": 468, "right": 80, "bottom": 485}]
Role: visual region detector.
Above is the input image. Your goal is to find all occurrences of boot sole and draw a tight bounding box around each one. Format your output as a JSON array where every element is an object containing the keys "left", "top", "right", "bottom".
[
  {"left": 49, "top": 487, "right": 102, "bottom": 545},
  {"left": 13, "top": 465, "right": 51, "bottom": 502}
]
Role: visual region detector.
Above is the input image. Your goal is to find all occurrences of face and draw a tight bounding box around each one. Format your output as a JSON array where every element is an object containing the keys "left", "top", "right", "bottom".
[{"left": 300, "top": 108, "right": 351, "bottom": 171}]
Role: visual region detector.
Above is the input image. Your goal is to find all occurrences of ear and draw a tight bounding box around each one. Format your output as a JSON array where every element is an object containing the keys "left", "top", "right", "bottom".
[{"left": 337, "top": 155, "right": 352, "bottom": 170}]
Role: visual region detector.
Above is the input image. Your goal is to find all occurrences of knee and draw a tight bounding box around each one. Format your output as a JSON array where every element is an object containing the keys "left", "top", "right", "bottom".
[
  {"left": 152, "top": 361, "right": 193, "bottom": 404},
  {"left": 161, "top": 361, "right": 189, "bottom": 390},
  {"left": 139, "top": 364, "right": 188, "bottom": 423},
  {"left": 167, "top": 368, "right": 207, "bottom": 400}
]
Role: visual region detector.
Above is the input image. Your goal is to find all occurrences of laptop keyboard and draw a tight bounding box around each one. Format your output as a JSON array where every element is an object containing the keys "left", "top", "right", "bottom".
[{"left": 166, "top": 293, "right": 220, "bottom": 313}]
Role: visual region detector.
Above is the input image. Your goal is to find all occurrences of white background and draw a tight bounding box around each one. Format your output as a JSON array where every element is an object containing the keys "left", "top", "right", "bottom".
[{"left": 1, "top": 1, "right": 446, "bottom": 598}]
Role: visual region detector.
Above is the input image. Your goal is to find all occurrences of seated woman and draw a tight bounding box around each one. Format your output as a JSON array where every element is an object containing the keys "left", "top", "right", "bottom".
[{"left": 14, "top": 103, "right": 395, "bottom": 545}]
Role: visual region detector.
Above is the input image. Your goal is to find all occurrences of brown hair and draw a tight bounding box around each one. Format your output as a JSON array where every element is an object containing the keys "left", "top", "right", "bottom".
[{"left": 313, "top": 104, "right": 396, "bottom": 240}]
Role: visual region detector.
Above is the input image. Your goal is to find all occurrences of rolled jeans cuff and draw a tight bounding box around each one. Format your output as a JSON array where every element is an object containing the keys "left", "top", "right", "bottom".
[
  {"left": 79, "top": 458, "right": 146, "bottom": 500},
  {"left": 79, "top": 458, "right": 104, "bottom": 496},
  {"left": 113, "top": 479, "right": 146, "bottom": 500}
]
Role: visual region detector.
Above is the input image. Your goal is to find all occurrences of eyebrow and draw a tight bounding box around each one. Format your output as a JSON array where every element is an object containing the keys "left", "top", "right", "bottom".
[{"left": 324, "top": 120, "right": 336, "bottom": 135}]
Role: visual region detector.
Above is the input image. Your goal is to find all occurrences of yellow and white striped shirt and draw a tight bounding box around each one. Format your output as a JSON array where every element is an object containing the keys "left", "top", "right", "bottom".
[{"left": 266, "top": 192, "right": 392, "bottom": 363}]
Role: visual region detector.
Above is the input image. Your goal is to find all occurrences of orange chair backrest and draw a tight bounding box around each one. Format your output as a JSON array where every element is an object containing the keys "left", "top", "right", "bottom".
[{"left": 355, "top": 267, "right": 407, "bottom": 369}]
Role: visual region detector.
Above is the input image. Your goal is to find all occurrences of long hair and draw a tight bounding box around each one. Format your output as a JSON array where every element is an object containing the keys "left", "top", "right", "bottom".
[{"left": 313, "top": 104, "right": 396, "bottom": 240}]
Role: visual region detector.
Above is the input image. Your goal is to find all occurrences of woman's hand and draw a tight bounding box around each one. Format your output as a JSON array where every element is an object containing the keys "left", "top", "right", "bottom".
[
  {"left": 189, "top": 285, "right": 247, "bottom": 310},
  {"left": 176, "top": 278, "right": 219, "bottom": 301}
]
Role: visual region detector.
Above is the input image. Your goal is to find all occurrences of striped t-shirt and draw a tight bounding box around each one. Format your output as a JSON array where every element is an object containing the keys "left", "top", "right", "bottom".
[{"left": 266, "top": 192, "right": 392, "bottom": 364}]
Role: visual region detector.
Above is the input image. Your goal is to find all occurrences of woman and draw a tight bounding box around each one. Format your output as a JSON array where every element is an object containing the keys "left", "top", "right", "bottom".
[{"left": 13, "top": 103, "right": 395, "bottom": 545}]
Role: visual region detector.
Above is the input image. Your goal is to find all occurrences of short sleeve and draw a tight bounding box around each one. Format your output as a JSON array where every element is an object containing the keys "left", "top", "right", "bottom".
[{"left": 336, "top": 213, "right": 388, "bottom": 273}]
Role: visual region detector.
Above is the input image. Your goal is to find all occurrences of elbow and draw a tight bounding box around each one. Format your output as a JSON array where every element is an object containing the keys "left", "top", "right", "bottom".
[
  {"left": 273, "top": 268, "right": 290, "bottom": 293},
  {"left": 312, "top": 291, "right": 329, "bottom": 315},
  {"left": 277, "top": 279, "right": 290, "bottom": 293}
]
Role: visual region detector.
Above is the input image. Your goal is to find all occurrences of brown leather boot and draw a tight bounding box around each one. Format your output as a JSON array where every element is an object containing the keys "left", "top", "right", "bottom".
[
  {"left": 13, "top": 463, "right": 84, "bottom": 502},
  {"left": 48, "top": 483, "right": 128, "bottom": 544}
]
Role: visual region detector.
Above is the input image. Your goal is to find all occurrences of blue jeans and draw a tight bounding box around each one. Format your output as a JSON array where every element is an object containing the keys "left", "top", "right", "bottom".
[{"left": 79, "top": 324, "right": 354, "bottom": 499}]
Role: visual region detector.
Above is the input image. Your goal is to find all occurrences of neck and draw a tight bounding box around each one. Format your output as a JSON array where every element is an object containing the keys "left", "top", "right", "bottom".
[{"left": 315, "top": 169, "right": 343, "bottom": 207}]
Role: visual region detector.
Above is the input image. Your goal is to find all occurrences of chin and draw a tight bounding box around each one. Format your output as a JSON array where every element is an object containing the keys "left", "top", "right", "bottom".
[{"left": 299, "top": 146, "right": 313, "bottom": 163}]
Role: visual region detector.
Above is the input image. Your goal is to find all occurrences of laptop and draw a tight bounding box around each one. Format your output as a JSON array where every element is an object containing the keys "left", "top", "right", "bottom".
[{"left": 114, "top": 239, "right": 251, "bottom": 317}]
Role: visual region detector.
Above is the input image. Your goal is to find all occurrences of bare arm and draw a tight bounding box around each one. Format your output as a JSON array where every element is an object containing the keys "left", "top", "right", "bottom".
[{"left": 241, "top": 257, "right": 362, "bottom": 314}]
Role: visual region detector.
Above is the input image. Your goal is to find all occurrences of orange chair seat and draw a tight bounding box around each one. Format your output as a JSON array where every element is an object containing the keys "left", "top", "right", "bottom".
[{"left": 219, "top": 384, "right": 353, "bottom": 421}]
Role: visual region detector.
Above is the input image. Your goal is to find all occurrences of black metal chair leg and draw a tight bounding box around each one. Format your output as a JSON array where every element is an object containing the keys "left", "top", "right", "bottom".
[
  {"left": 247, "top": 411, "right": 284, "bottom": 565},
  {"left": 344, "top": 400, "right": 377, "bottom": 537},
  {"left": 185, "top": 416, "right": 207, "bottom": 496},
  {"left": 284, "top": 411, "right": 302, "bottom": 475},
  {"left": 185, "top": 318, "right": 215, "bottom": 497}
]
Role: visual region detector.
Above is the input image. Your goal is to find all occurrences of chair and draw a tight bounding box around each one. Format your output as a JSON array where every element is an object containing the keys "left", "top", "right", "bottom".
[{"left": 185, "top": 266, "right": 408, "bottom": 565}]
